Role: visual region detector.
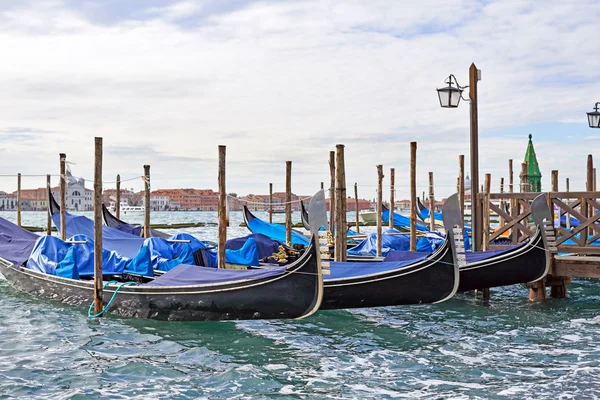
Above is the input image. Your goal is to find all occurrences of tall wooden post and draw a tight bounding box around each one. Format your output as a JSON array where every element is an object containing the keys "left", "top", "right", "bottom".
[
  {"left": 428, "top": 172, "right": 435, "bottom": 232},
  {"left": 59, "top": 153, "right": 67, "bottom": 241},
  {"left": 499, "top": 177, "right": 505, "bottom": 227},
  {"left": 115, "top": 174, "right": 121, "bottom": 219},
  {"left": 521, "top": 162, "right": 529, "bottom": 192},
  {"left": 595, "top": 168, "right": 597, "bottom": 192},
  {"left": 376, "top": 165, "right": 383, "bottom": 257},
  {"left": 269, "top": 183, "right": 273, "bottom": 223},
  {"left": 218, "top": 146, "right": 227, "bottom": 269},
  {"left": 508, "top": 159, "right": 514, "bottom": 193},
  {"left": 550, "top": 170, "right": 567, "bottom": 298},
  {"left": 285, "top": 161, "right": 292, "bottom": 246},
  {"left": 458, "top": 155, "right": 465, "bottom": 222},
  {"left": 410, "top": 142, "right": 417, "bottom": 251},
  {"left": 354, "top": 182, "right": 359, "bottom": 233},
  {"left": 16, "top": 173, "right": 21, "bottom": 227},
  {"left": 469, "top": 63, "right": 481, "bottom": 252},
  {"left": 523, "top": 161, "right": 545, "bottom": 300},
  {"left": 389, "top": 168, "right": 395, "bottom": 228},
  {"left": 46, "top": 174, "right": 52, "bottom": 235},
  {"left": 143, "top": 165, "right": 151, "bottom": 238},
  {"left": 335, "top": 145, "right": 347, "bottom": 262},
  {"left": 329, "top": 151, "right": 335, "bottom": 234},
  {"left": 93, "top": 137, "right": 104, "bottom": 315},
  {"left": 482, "top": 173, "right": 491, "bottom": 300}
]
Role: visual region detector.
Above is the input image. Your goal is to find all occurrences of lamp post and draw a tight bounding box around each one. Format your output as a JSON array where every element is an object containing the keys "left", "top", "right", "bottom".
[
  {"left": 587, "top": 102, "right": 600, "bottom": 128},
  {"left": 437, "top": 63, "right": 482, "bottom": 251}
]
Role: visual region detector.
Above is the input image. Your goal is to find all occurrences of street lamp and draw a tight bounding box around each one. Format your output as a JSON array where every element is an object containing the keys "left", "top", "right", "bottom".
[
  {"left": 436, "top": 74, "right": 467, "bottom": 108},
  {"left": 437, "top": 63, "right": 482, "bottom": 251},
  {"left": 587, "top": 102, "right": 600, "bottom": 128}
]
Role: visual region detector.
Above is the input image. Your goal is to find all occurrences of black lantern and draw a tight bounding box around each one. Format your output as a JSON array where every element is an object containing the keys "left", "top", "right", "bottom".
[
  {"left": 437, "top": 74, "right": 465, "bottom": 108},
  {"left": 587, "top": 102, "right": 600, "bottom": 128}
]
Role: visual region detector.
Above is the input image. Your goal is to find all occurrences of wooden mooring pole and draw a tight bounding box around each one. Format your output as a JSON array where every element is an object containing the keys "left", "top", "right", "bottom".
[
  {"left": 46, "top": 174, "right": 52, "bottom": 235},
  {"left": 458, "top": 155, "right": 465, "bottom": 223},
  {"left": 389, "top": 168, "right": 395, "bottom": 228},
  {"left": 93, "top": 137, "right": 104, "bottom": 315},
  {"left": 16, "top": 173, "right": 21, "bottom": 227},
  {"left": 335, "top": 144, "right": 347, "bottom": 262},
  {"left": 269, "top": 183, "right": 273, "bottom": 223},
  {"left": 499, "top": 177, "right": 505, "bottom": 227},
  {"left": 376, "top": 165, "right": 383, "bottom": 257},
  {"left": 59, "top": 153, "right": 67, "bottom": 241},
  {"left": 143, "top": 165, "right": 151, "bottom": 238},
  {"left": 116, "top": 174, "right": 121, "bottom": 219},
  {"left": 329, "top": 151, "right": 335, "bottom": 235},
  {"left": 218, "top": 146, "right": 227, "bottom": 269},
  {"left": 549, "top": 170, "right": 568, "bottom": 298},
  {"left": 428, "top": 172, "right": 435, "bottom": 232},
  {"left": 354, "top": 182, "right": 360, "bottom": 234},
  {"left": 410, "top": 142, "right": 417, "bottom": 252},
  {"left": 523, "top": 161, "right": 546, "bottom": 300},
  {"left": 586, "top": 155, "right": 594, "bottom": 242},
  {"left": 285, "top": 161, "right": 292, "bottom": 246},
  {"left": 482, "top": 173, "right": 491, "bottom": 300},
  {"left": 566, "top": 177, "right": 571, "bottom": 230}
]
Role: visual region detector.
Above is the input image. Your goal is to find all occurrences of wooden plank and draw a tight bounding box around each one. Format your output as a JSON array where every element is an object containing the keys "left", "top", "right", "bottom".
[
  {"left": 93, "top": 137, "right": 104, "bottom": 315},
  {"left": 428, "top": 171, "right": 434, "bottom": 232},
  {"left": 376, "top": 165, "right": 383, "bottom": 257},
  {"left": 116, "top": 174, "right": 121, "bottom": 219},
  {"left": 46, "top": 174, "right": 51, "bottom": 236},
  {"left": 554, "top": 257, "right": 600, "bottom": 278},
  {"left": 329, "top": 151, "right": 335, "bottom": 234},
  {"left": 218, "top": 145, "right": 227, "bottom": 268},
  {"left": 285, "top": 161, "right": 292, "bottom": 247},
  {"left": 143, "top": 165, "right": 150, "bottom": 238},
  {"left": 16, "top": 173, "right": 21, "bottom": 227},
  {"left": 59, "top": 153, "right": 67, "bottom": 241},
  {"left": 354, "top": 182, "right": 359, "bottom": 233},
  {"left": 410, "top": 142, "right": 417, "bottom": 251},
  {"left": 556, "top": 246, "right": 600, "bottom": 255},
  {"left": 335, "top": 144, "right": 347, "bottom": 262},
  {"left": 489, "top": 192, "right": 539, "bottom": 200}
]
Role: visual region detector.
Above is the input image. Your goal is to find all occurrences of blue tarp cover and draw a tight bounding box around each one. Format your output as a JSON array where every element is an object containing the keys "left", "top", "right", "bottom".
[
  {"left": 52, "top": 212, "right": 145, "bottom": 258},
  {"left": 383, "top": 250, "right": 429, "bottom": 262},
  {"left": 347, "top": 229, "right": 444, "bottom": 256},
  {"left": 246, "top": 215, "right": 309, "bottom": 245},
  {"left": 226, "top": 233, "right": 281, "bottom": 260},
  {"left": 0, "top": 217, "right": 39, "bottom": 265},
  {"left": 143, "top": 237, "right": 195, "bottom": 272},
  {"left": 27, "top": 234, "right": 154, "bottom": 278},
  {"left": 382, "top": 209, "right": 429, "bottom": 231},
  {"left": 326, "top": 256, "right": 427, "bottom": 280},
  {"left": 419, "top": 207, "right": 443, "bottom": 222},
  {"left": 144, "top": 263, "right": 287, "bottom": 286}
]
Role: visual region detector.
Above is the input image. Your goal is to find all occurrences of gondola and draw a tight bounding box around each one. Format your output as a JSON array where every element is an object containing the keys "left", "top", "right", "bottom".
[
  {"left": 243, "top": 205, "right": 310, "bottom": 246},
  {"left": 387, "top": 193, "right": 551, "bottom": 292},
  {"left": 251, "top": 191, "right": 461, "bottom": 308},
  {"left": 300, "top": 200, "right": 311, "bottom": 231},
  {"left": 1, "top": 200, "right": 324, "bottom": 321},
  {"left": 101, "top": 204, "right": 170, "bottom": 238}
]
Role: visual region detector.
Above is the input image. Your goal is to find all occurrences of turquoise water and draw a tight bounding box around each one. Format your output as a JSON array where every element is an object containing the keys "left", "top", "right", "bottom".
[{"left": 1, "top": 211, "right": 600, "bottom": 399}]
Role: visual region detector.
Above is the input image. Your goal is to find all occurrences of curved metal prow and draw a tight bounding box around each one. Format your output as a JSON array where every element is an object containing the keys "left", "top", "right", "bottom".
[
  {"left": 441, "top": 193, "right": 465, "bottom": 268},
  {"left": 307, "top": 190, "right": 328, "bottom": 236}
]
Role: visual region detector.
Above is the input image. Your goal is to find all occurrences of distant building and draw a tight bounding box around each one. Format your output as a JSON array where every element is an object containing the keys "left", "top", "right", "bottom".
[
  {"left": 151, "top": 189, "right": 218, "bottom": 210},
  {"left": 522, "top": 134, "right": 542, "bottom": 192},
  {"left": 0, "top": 192, "right": 16, "bottom": 210}
]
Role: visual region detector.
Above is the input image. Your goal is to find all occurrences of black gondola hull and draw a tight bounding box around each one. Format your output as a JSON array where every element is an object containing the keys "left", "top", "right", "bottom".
[
  {"left": 321, "top": 239, "right": 458, "bottom": 309},
  {"left": 0, "top": 237, "right": 323, "bottom": 321},
  {"left": 457, "top": 228, "right": 548, "bottom": 292}
]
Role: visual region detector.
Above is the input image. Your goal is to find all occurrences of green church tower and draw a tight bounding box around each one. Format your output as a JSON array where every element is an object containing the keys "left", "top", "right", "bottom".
[{"left": 522, "top": 134, "right": 542, "bottom": 192}]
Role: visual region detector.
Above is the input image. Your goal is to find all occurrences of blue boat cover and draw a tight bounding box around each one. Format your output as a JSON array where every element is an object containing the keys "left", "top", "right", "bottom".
[
  {"left": 347, "top": 229, "right": 444, "bottom": 256},
  {"left": 226, "top": 233, "right": 281, "bottom": 260},
  {"left": 52, "top": 212, "right": 144, "bottom": 258},
  {"left": 27, "top": 234, "right": 154, "bottom": 278},
  {"left": 0, "top": 217, "right": 39, "bottom": 265},
  {"left": 326, "top": 256, "right": 427, "bottom": 280},
  {"left": 144, "top": 263, "right": 287, "bottom": 286},
  {"left": 246, "top": 215, "right": 310, "bottom": 245},
  {"left": 143, "top": 237, "right": 196, "bottom": 272},
  {"left": 419, "top": 207, "right": 443, "bottom": 222},
  {"left": 382, "top": 209, "right": 429, "bottom": 231},
  {"left": 383, "top": 250, "right": 429, "bottom": 262}
]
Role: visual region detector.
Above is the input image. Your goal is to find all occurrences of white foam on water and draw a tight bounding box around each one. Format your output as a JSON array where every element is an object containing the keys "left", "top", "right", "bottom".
[
  {"left": 347, "top": 384, "right": 402, "bottom": 398},
  {"left": 264, "top": 364, "right": 288, "bottom": 371},
  {"left": 418, "top": 379, "right": 487, "bottom": 389}
]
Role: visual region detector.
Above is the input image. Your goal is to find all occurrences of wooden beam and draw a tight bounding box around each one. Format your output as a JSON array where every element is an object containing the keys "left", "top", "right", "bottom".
[
  {"left": 458, "top": 155, "right": 465, "bottom": 223},
  {"left": 389, "top": 168, "right": 395, "bottom": 229},
  {"left": 143, "top": 165, "right": 151, "bottom": 238},
  {"left": 483, "top": 174, "right": 491, "bottom": 251},
  {"left": 329, "top": 151, "right": 335, "bottom": 234},
  {"left": 16, "top": 173, "right": 21, "bottom": 227},
  {"left": 285, "top": 161, "right": 292, "bottom": 247},
  {"left": 269, "top": 183, "right": 273, "bottom": 223},
  {"left": 116, "top": 174, "right": 121, "bottom": 219},
  {"left": 428, "top": 172, "right": 435, "bottom": 232},
  {"left": 46, "top": 174, "right": 52, "bottom": 236},
  {"left": 354, "top": 182, "right": 359, "bottom": 233}
]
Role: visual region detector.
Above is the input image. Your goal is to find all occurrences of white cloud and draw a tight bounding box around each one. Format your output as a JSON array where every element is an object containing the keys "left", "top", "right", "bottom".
[{"left": 0, "top": 0, "right": 598, "bottom": 198}]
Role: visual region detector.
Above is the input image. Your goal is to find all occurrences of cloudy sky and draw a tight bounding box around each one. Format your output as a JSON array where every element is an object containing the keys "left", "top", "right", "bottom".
[{"left": 0, "top": 0, "right": 598, "bottom": 199}]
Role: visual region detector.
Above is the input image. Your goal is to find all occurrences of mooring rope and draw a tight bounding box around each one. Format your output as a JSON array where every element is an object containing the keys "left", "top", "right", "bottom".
[{"left": 87, "top": 280, "right": 137, "bottom": 319}]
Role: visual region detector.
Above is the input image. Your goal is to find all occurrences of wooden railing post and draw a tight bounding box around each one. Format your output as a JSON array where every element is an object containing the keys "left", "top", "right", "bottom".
[
  {"left": 524, "top": 162, "right": 546, "bottom": 300},
  {"left": 566, "top": 177, "right": 571, "bottom": 230},
  {"left": 458, "top": 155, "right": 465, "bottom": 223},
  {"left": 586, "top": 155, "right": 593, "bottom": 245},
  {"left": 376, "top": 165, "right": 384, "bottom": 257},
  {"left": 269, "top": 183, "right": 273, "bottom": 223},
  {"left": 499, "top": 177, "right": 505, "bottom": 227},
  {"left": 482, "top": 173, "right": 491, "bottom": 300}
]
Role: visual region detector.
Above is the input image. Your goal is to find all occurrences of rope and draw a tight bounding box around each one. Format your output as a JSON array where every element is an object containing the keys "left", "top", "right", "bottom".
[{"left": 87, "top": 280, "right": 136, "bottom": 319}]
